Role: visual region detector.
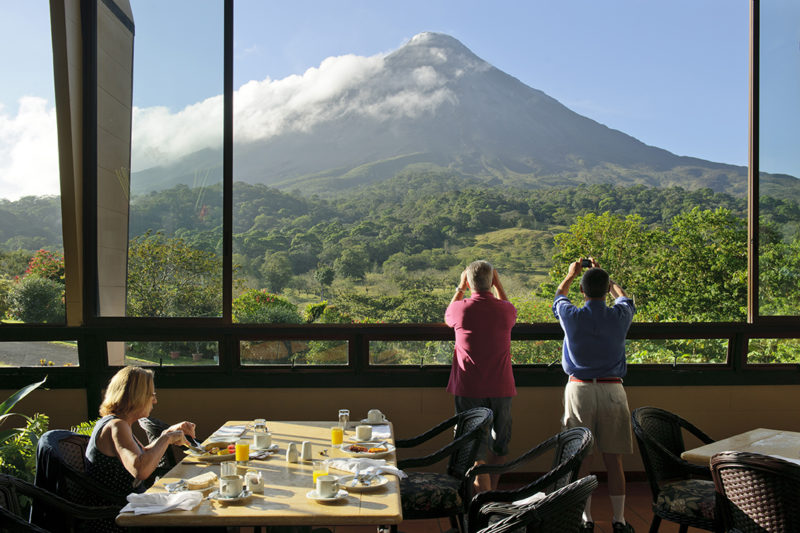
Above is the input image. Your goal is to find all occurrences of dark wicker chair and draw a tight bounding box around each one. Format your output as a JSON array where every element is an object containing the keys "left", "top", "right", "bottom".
[
  {"left": 391, "top": 407, "right": 493, "bottom": 533},
  {"left": 0, "top": 473, "right": 119, "bottom": 533},
  {"left": 32, "top": 430, "right": 128, "bottom": 532},
  {"left": 711, "top": 451, "right": 800, "bottom": 532},
  {"left": 632, "top": 406, "right": 721, "bottom": 532},
  {"left": 475, "top": 475, "right": 599, "bottom": 533},
  {"left": 465, "top": 427, "right": 594, "bottom": 532},
  {"left": 138, "top": 416, "right": 183, "bottom": 475}
]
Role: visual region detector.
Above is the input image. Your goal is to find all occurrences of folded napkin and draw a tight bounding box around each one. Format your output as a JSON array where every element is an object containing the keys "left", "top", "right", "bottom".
[
  {"left": 249, "top": 450, "right": 272, "bottom": 460},
  {"left": 326, "top": 458, "right": 407, "bottom": 479},
  {"left": 120, "top": 491, "right": 203, "bottom": 515},
  {"left": 210, "top": 425, "right": 246, "bottom": 439},
  {"left": 370, "top": 424, "right": 392, "bottom": 440}
]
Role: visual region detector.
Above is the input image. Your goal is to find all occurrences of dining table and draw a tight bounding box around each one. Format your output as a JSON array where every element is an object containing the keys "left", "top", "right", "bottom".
[
  {"left": 116, "top": 419, "right": 403, "bottom": 529},
  {"left": 680, "top": 427, "right": 800, "bottom": 466}
]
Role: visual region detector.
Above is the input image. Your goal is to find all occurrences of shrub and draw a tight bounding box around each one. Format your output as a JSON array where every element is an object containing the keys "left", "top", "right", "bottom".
[
  {"left": 8, "top": 276, "right": 65, "bottom": 323},
  {"left": 232, "top": 289, "right": 302, "bottom": 324}
]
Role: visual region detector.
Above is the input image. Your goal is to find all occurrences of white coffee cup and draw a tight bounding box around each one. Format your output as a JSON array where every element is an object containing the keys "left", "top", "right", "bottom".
[
  {"left": 219, "top": 474, "right": 244, "bottom": 498},
  {"left": 355, "top": 424, "right": 372, "bottom": 441},
  {"left": 367, "top": 409, "right": 385, "bottom": 424},
  {"left": 245, "top": 470, "right": 264, "bottom": 492},
  {"left": 316, "top": 474, "right": 340, "bottom": 498},
  {"left": 220, "top": 460, "right": 236, "bottom": 477},
  {"left": 254, "top": 431, "right": 272, "bottom": 449},
  {"left": 300, "top": 440, "right": 313, "bottom": 461}
]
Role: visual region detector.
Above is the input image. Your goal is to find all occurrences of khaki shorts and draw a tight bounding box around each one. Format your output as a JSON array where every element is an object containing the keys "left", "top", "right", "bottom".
[{"left": 561, "top": 381, "right": 633, "bottom": 454}]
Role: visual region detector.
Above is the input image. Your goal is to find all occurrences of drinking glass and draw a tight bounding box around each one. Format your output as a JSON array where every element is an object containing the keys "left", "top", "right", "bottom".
[
  {"left": 338, "top": 409, "right": 350, "bottom": 429},
  {"left": 235, "top": 439, "right": 249, "bottom": 464},
  {"left": 331, "top": 426, "right": 344, "bottom": 446},
  {"left": 312, "top": 460, "right": 329, "bottom": 485}
]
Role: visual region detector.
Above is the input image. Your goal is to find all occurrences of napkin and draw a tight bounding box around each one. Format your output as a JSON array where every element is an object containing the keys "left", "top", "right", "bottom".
[
  {"left": 370, "top": 424, "right": 392, "bottom": 440},
  {"left": 120, "top": 491, "right": 203, "bottom": 515},
  {"left": 249, "top": 450, "right": 272, "bottom": 460},
  {"left": 326, "top": 458, "right": 407, "bottom": 479},
  {"left": 210, "top": 425, "right": 246, "bottom": 439}
]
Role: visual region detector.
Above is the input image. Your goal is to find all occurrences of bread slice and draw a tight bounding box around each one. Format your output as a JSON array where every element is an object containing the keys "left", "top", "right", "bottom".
[{"left": 186, "top": 471, "right": 218, "bottom": 490}]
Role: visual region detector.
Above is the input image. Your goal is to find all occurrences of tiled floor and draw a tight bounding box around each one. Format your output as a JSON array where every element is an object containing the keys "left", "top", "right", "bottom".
[{"left": 318, "top": 481, "right": 708, "bottom": 533}]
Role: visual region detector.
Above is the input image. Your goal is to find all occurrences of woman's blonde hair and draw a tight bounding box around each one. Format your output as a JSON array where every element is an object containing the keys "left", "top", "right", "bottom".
[{"left": 99, "top": 366, "right": 154, "bottom": 418}]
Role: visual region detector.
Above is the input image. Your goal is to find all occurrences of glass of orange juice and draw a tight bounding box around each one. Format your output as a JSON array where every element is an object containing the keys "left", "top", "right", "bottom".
[
  {"left": 331, "top": 426, "right": 344, "bottom": 446},
  {"left": 235, "top": 439, "right": 249, "bottom": 463},
  {"left": 312, "top": 460, "right": 329, "bottom": 484}
]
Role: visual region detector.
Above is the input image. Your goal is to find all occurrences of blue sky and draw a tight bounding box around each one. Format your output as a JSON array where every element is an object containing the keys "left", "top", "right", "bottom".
[{"left": 1, "top": 0, "right": 798, "bottom": 199}]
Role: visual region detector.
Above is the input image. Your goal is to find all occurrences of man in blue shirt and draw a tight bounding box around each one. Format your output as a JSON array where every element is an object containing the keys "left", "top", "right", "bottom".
[{"left": 553, "top": 258, "right": 635, "bottom": 533}]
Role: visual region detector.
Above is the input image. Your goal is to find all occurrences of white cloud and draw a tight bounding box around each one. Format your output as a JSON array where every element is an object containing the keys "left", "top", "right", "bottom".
[
  {"left": 0, "top": 48, "right": 462, "bottom": 190},
  {"left": 0, "top": 96, "right": 59, "bottom": 200}
]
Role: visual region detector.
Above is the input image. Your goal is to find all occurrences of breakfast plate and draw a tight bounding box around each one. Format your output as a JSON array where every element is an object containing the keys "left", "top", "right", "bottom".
[
  {"left": 208, "top": 489, "right": 253, "bottom": 504},
  {"left": 338, "top": 474, "right": 389, "bottom": 492},
  {"left": 306, "top": 489, "right": 348, "bottom": 502},
  {"left": 184, "top": 449, "right": 236, "bottom": 463},
  {"left": 340, "top": 442, "right": 396, "bottom": 458}
]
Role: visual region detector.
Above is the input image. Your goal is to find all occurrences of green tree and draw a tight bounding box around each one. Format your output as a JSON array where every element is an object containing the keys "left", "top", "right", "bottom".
[
  {"left": 334, "top": 247, "right": 369, "bottom": 280},
  {"left": 127, "top": 231, "right": 222, "bottom": 317},
  {"left": 314, "top": 265, "right": 335, "bottom": 299},
  {"left": 260, "top": 252, "right": 293, "bottom": 293},
  {"left": 8, "top": 276, "right": 65, "bottom": 323},
  {"left": 232, "top": 289, "right": 302, "bottom": 324}
]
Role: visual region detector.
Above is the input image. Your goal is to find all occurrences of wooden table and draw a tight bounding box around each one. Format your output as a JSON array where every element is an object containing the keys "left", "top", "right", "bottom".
[
  {"left": 116, "top": 420, "right": 402, "bottom": 528},
  {"left": 681, "top": 427, "right": 800, "bottom": 466}
]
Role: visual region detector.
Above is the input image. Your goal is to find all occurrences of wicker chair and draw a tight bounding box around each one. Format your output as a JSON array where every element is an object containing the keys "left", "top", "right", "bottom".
[
  {"left": 632, "top": 406, "right": 721, "bottom": 532},
  {"left": 466, "top": 427, "right": 594, "bottom": 532},
  {"left": 0, "top": 473, "right": 119, "bottom": 533},
  {"left": 32, "top": 430, "right": 128, "bottom": 532},
  {"left": 138, "top": 416, "right": 184, "bottom": 475},
  {"left": 391, "top": 407, "right": 493, "bottom": 533},
  {"left": 711, "top": 451, "right": 800, "bottom": 532},
  {"left": 475, "top": 475, "right": 598, "bottom": 533}
]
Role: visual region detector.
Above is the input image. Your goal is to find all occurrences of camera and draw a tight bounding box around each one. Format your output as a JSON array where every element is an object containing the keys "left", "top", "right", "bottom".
[{"left": 580, "top": 259, "right": 592, "bottom": 268}]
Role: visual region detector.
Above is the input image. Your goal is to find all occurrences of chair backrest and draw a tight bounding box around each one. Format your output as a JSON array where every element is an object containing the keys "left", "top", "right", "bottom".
[
  {"left": 476, "top": 475, "right": 598, "bottom": 533},
  {"left": 138, "top": 417, "right": 177, "bottom": 470},
  {"left": 711, "top": 451, "right": 800, "bottom": 533},
  {"left": 448, "top": 407, "right": 493, "bottom": 480},
  {"left": 631, "top": 406, "right": 695, "bottom": 496},
  {"left": 549, "top": 426, "right": 593, "bottom": 491}
]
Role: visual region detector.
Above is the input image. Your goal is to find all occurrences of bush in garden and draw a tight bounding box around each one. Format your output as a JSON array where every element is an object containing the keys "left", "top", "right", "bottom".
[
  {"left": 25, "top": 249, "right": 65, "bottom": 282},
  {"left": 8, "top": 276, "right": 65, "bottom": 323},
  {"left": 233, "top": 289, "right": 302, "bottom": 324}
]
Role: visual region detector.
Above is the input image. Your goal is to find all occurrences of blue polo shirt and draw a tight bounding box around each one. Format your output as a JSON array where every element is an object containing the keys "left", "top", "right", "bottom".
[{"left": 552, "top": 295, "right": 635, "bottom": 379}]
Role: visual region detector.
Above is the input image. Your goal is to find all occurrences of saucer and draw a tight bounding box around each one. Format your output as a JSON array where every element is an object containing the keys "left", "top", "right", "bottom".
[
  {"left": 306, "top": 488, "right": 348, "bottom": 502},
  {"left": 208, "top": 489, "right": 253, "bottom": 504}
]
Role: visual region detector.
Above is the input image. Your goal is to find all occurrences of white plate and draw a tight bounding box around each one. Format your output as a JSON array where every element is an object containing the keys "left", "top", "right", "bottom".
[
  {"left": 208, "top": 489, "right": 253, "bottom": 504},
  {"left": 340, "top": 443, "right": 396, "bottom": 458},
  {"left": 306, "top": 488, "right": 348, "bottom": 502},
  {"left": 338, "top": 474, "right": 389, "bottom": 492},
  {"left": 360, "top": 418, "right": 389, "bottom": 425}
]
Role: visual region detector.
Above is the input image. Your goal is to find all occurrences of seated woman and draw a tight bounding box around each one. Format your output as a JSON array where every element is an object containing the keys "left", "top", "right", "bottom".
[{"left": 85, "top": 366, "right": 195, "bottom": 531}]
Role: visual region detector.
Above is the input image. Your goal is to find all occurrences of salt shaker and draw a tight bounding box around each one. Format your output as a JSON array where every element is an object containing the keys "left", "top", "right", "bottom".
[
  {"left": 286, "top": 442, "right": 299, "bottom": 463},
  {"left": 300, "top": 440, "right": 312, "bottom": 461}
]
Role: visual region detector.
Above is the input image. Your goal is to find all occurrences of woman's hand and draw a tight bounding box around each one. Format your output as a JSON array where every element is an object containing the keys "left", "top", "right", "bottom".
[{"left": 165, "top": 421, "right": 196, "bottom": 439}]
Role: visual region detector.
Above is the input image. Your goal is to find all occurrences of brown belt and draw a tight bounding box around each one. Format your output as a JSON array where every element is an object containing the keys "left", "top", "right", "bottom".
[{"left": 569, "top": 376, "right": 623, "bottom": 384}]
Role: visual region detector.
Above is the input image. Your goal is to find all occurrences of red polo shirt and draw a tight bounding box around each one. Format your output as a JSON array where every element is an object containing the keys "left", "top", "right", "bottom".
[{"left": 445, "top": 291, "right": 517, "bottom": 398}]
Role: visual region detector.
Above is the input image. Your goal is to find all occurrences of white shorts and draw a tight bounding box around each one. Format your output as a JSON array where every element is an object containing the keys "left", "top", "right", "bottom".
[{"left": 561, "top": 381, "right": 633, "bottom": 454}]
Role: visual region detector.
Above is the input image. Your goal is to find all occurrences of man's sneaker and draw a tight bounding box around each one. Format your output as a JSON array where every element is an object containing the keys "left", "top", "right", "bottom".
[
  {"left": 580, "top": 521, "right": 594, "bottom": 531},
  {"left": 612, "top": 521, "right": 634, "bottom": 532}
]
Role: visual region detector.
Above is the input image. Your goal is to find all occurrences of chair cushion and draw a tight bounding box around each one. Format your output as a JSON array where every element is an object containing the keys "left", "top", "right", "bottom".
[
  {"left": 400, "top": 472, "right": 462, "bottom": 516},
  {"left": 655, "top": 479, "right": 716, "bottom": 520}
]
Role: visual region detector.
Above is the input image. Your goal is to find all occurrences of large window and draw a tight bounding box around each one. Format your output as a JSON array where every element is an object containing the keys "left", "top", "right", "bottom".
[
  {"left": 758, "top": 0, "right": 800, "bottom": 318},
  {"left": 0, "top": 3, "right": 65, "bottom": 344}
]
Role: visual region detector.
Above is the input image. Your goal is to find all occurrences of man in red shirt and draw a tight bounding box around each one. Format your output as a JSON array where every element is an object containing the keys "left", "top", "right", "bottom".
[{"left": 445, "top": 260, "right": 517, "bottom": 491}]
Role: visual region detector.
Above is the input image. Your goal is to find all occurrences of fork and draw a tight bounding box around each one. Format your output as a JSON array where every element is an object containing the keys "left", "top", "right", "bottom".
[{"left": 351, "top": 466, "right": 361, "bottom": 486}]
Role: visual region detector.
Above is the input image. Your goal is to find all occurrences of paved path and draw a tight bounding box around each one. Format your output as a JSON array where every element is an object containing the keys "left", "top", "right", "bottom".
[{"left": 0, "top": 341, "right": 79, "bottom": 367}]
